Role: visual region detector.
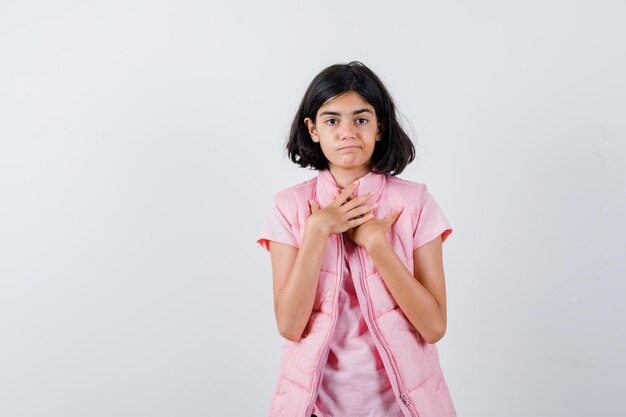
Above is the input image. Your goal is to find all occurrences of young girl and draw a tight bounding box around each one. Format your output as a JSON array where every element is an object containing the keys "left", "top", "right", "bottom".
[{"left": 257, "top": 61, "right": 456, "bottom": 417}]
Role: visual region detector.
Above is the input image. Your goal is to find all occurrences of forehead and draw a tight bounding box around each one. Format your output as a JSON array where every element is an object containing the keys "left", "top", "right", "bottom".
[{"left": 318, "top": 91, "right": 373, "bottom": 111}]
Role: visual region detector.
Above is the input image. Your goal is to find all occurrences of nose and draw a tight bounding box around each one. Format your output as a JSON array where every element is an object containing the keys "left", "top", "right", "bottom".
[{"left": 339, "top": 122, "right": 357, "bottom": 140}]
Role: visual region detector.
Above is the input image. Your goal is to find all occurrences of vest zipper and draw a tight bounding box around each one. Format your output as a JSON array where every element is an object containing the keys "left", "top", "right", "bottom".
[
  {"left": 356, "top": 245, "right": 419, "bottom": 417},
  {"left": 304, "top": 233, "right": 345, "bottom": 417}
]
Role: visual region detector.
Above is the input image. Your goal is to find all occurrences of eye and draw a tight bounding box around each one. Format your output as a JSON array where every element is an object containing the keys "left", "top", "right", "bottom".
[
  {"left": 325, "top": 118, "right": 338, "bottom": 125},
  {"left": 356, "top": 118, "right": 368, "bottom": 125}
]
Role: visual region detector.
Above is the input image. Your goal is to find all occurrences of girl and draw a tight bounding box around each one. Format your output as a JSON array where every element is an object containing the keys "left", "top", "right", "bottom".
[{"left": 257, "top": 61, "right": 456, "bottom": 417}]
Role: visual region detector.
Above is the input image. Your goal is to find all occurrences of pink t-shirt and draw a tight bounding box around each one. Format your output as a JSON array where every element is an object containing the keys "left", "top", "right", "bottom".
[
  {"left": 311, "top": 232, "right": 405, "bottom": 417},
  {"left": 257, "top": 189, "right": 453, "bottom": 417}
]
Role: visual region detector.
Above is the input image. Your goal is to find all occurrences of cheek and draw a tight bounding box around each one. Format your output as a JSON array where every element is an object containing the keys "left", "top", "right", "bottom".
[{"left": 318, "top": 142, "right": 334, "bottom": 158}]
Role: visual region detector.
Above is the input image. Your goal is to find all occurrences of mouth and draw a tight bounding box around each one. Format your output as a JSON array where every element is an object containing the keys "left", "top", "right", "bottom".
[{"left": 339, "top": 146, "right": 360, "bottom": 151}]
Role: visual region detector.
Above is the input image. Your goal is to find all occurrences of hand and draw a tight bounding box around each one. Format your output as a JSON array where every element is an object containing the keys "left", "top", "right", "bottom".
[
  {"left": 306, "top": 180, "right": 378, "bottom": 237},
  {"left": 346, "top": 206, "right": 404, "bottom": 250}
]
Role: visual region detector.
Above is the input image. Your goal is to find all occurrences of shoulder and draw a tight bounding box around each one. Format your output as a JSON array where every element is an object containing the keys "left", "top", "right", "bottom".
[
  {"left": 385, "top": 174, "right": 430, "bottom": 209},
  {"left": 273, "top": 176, "right": 316, "bottom": 204},
  {"left": 271, "top": 176, "right": 317, "bottom": 226},
  {"left": 386, "top": 174, "right": 429, "bottom": 193}
]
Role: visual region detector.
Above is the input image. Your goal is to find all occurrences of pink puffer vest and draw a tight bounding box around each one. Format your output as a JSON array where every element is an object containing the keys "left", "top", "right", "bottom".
[{"left": 259, "top": 168, "right": 456, "bottom": 417}]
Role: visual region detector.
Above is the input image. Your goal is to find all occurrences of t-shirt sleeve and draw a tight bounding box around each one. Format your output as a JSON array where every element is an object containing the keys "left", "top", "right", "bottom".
[
  {"left": 256, "top": 203, "right": 299, "bottom": 253},
  {"left": 413, "top": 187, "right": 453, "bottom": 250}
]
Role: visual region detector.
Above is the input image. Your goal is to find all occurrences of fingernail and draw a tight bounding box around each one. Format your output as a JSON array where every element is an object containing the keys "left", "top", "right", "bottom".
[{"left": 353, "top": 180, "right": 359, "bottom": 186}]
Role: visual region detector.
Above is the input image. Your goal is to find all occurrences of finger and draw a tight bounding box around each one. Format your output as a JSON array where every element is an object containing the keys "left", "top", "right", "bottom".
[
  {"left": 340, "top": 189, "right": 356, "bottom": 200},
  {"left": 338, "top": 189, "right": 361, "bottom": 204},
  {"left": 332, "top": 180, "right": 360, "bottom": 206},
  {"left": 341, "top": 192, "right": 375, "bottom": 212},
  {"left": 308, "top": 199, "right": 320, "bottom": 213},
  {"left": 347, "top": 211, "right": 375, "bottom": 229},
  {"left": 344, "top": 202, "right": 377, "bottom": 220},
  {"left": 384, "top": 206, "right": 404, "bottom": 225}
]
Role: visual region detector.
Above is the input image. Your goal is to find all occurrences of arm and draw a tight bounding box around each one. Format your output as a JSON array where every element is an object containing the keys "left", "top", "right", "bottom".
[
  {"left": 269, "top": 223, "right": 330, "bottom": 342},
  {"left": 365, "top": 235, "right": 447, "bottom": 344},
  {"left": 268, "top": 181, "right": 377, "bottom": 342}
]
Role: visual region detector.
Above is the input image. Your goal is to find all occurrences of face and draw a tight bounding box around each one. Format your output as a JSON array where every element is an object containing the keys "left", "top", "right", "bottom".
[{"left": 304, "top": 91, "right": 381, "bottom": 173}]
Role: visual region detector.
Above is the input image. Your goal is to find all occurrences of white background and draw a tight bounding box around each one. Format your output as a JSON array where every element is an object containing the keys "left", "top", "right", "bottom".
[{"left": 1, "top": 1, "right": 624, "bottom": 416}]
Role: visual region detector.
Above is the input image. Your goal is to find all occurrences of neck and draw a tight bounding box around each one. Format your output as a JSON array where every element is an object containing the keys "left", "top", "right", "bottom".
[{"left": 328, "top": 164, "right": 372, "bottom": 189}]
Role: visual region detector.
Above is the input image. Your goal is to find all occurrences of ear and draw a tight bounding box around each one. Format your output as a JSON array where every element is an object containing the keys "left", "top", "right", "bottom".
[
  {"left": 303, "top": 117, "right": 319, "bottom": 143},
  {"left": 376, "top": 120, "right": 384, "bottom": 141}
]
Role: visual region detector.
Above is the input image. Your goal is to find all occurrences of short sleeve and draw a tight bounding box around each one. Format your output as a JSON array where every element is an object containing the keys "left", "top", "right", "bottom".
[
  {"left": 413, "top": 187, "right": 453, "bottom": 250},
  {"left": 256, "top": 204, "right": 299, "bottom": 253}
]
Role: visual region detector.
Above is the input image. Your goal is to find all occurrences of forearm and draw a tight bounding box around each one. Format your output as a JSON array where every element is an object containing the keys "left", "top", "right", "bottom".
[
  {"left": 275, "top": 224, "right": 329, "bottom": 341},
  {"left": 365, "top": 239, "right": 444, "bottom": 344}
]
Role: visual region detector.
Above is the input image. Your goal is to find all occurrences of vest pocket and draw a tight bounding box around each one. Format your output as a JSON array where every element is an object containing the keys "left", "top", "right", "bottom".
[{"left": 405, "top": 372, "right": 457, "bottom": 417}]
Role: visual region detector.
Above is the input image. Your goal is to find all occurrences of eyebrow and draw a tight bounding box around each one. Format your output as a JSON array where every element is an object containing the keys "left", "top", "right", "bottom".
[{"left": 319, "top": 108, "right": 374, "bottom": 117}]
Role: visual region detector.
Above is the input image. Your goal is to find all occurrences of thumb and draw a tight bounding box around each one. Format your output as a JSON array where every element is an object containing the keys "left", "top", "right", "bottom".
[
  {"left": 308, "top": 199, "right": 320, "bottom": 213},
  {"left": 385, "top": 206, "right": 403, "bottom": 226}
]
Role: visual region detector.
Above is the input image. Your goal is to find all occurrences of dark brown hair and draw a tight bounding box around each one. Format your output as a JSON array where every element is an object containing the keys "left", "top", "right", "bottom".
[{"left": 286, "top": 61, "right": 415, "bottom": 175}]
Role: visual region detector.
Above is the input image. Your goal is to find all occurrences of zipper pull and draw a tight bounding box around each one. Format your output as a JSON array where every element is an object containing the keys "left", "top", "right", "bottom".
[{"left": 399, "top": 393, "right": 409, "bottom": 405}]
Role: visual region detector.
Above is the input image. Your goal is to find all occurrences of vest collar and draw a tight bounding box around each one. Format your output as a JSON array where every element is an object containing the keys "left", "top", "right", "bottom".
[{"left": 315, "top": 167, "right": 387, "bottom": 207}]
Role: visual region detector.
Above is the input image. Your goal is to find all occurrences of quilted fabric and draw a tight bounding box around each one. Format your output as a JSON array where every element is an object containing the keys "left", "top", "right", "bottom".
[{"left": 257, "top": 168, "right": 456, "bottom": 417}]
